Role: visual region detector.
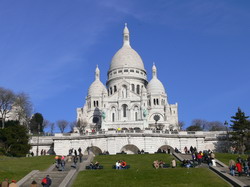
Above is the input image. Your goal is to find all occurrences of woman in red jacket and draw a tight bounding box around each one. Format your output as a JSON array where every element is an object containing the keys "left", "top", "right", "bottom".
[{"left": 235, "top": 162, "right": 242, "bottom": 176}]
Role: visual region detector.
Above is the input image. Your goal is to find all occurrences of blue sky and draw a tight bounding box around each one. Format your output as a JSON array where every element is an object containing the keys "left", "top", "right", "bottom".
[{"left": 0, "top": 0, "right": 249, "bottom": 131}]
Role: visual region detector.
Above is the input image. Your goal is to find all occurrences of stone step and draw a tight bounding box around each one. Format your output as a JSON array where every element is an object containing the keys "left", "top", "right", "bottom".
[{"left": 20, "top": 171, "right": 69, "bottom": 187}]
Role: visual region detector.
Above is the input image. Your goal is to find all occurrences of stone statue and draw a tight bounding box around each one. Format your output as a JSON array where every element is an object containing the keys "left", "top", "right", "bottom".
[
  {"left": 143, "top": 109, "right": 148, "bottom": 117},
  {"left": 102, "top": 111, "right": 106, "bottom": 120}
]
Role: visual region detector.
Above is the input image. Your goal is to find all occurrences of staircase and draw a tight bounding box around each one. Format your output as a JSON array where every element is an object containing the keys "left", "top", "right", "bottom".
[{"left": 17, "top": 155, "right": 91, "bottom": 187}]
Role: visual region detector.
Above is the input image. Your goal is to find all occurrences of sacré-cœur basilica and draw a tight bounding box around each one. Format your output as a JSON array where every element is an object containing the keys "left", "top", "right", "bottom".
[{"left": 30, "top": 24, "right": 226, "bottom": 156}]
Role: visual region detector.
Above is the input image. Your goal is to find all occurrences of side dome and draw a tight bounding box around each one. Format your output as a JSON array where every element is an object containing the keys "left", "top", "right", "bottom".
[
  {"left": 109, "top": 24, "right": 145, "bottom": 71},
  {"left": 88, "top": 65, "right": 107, "bottom": 97},
  {"left": 147, "top": 77, "right": 166, "bottom": 94},
  {"left": 147, "top": 63, "right": 166, "bottom": 95},
  {"left": 88, "top": 80, "right": 107, "bottom": 97}
]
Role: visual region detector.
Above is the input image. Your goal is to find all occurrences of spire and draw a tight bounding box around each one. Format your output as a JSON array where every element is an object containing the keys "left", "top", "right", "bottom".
[
  {"left": 95, "top": 65, "right": 100, "bottom": 80},
  {"left": 123, "top": 23, "right": 130, "bottom": 46},
  {"left": 152, "top": 62, "right": 157, "bottom": 78}
]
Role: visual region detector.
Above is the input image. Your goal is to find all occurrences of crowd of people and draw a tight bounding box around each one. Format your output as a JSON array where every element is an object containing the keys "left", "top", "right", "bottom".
[{"left": 229, "top": 155, "right": 250, "bottom": 177}]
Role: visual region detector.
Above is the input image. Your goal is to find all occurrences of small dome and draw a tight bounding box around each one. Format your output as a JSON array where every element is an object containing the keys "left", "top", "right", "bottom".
[
  {"left": 88, "top": 80, "right": 107, "bottom": 97},
  {"left": 110, "top": 45, "right": 145, "bottom": 70},
  {"left": 147, "top": 77, "right": 166, "bottom": 94}
]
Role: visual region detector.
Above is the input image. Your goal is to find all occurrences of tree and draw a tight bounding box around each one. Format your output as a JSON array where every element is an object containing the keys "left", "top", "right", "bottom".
[
  {"left": 177, "top": 121, "right": 185, "bottom": 130},
  {"left": 29, "top": 113, "right": 44, "bottom": 134},
  {"left": 208, "top": 121, "right": 226, "bottom": 131},
  {"left": 0, "top": 121, "right": 31, "bottom": 156},
  {"left": 230, "top": 108, "right": 250, "bottom": 154},
  {"left": 76, "top": 119, "right": 87, "bottom": 134},
  {"left": 186, "top": 125, "right": 202, "bottom": 131},
  {"left": 50, "top": 122, "right": 55, "bottom": 135},
  {"left": 13, "top": 92, "right": 32, "bottom": 126},
  {"left": 56, "top": 120, "right": 68, "bottom": 133},
  {"left": 0, "top": 87, "right": 15, "bottom": 129},
  {"left": 69, "top": 121, "right": 77, "bottom": 133},
  {"left": 186, "top": 119, "right": 208, "bottom": 131}
]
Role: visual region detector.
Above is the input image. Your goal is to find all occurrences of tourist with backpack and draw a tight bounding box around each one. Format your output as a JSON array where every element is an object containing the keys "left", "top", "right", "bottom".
[{"left": 41, "top": 175, "right": 52, "bottom": 187}]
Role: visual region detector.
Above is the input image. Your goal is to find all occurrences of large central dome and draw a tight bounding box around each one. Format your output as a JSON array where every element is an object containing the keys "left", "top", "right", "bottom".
[{"left": 109, "top": 24, "right": 145, "bottom": 72}]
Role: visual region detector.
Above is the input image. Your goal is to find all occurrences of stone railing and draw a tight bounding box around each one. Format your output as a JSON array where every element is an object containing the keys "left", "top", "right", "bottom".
[{"left": 37, "top": 130, "right": 227, "bottom": 138}]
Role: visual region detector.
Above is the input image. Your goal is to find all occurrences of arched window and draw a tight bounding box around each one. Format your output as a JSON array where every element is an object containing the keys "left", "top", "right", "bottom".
[
  {"left": 156, "top": 99, "right": 159, "bottom": 105},
  {"left": 153, "top": 99, "right": 156, "bottom": 105},
  {"left": 122, "top": 85, "right": 127, "bottom": 98},
  {"left": 122, "top": 104, "right": 127, "bottom": 117},
  {"left": 93, "top": 101, "right": 96, "bottom": 107},
  {"left": 131, "top": 84, "right": 135, "bottom": 92},
  {"left": 136, "top": 85, "right": 140, "bottom": 94},
  {"left": 135, "top": 112, "right": 138, "bottom": 121},
  {"left": 149, "top": 100, "right": 151, "bottom": 106},
  {"left": 96, "top": 101, "right": 99, "bottom": 107},
  {"left": 110, "top": 87, "right": 113, "bottom": 95},
  {"left": 114, "top": 85, "right": 117, "bottom": 93},
  {"left": 112, "top": 113, "right": 115, "bottom": 122}
]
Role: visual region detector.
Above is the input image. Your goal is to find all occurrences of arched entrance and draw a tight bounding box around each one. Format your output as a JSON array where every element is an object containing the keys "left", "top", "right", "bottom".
[
  {"left": 157, "top": 145, "right": 174, "bottom": 154},
  {"left": 84, "top": 146, "right": 102, "bottom": 156},
  {"left": 121, "top": 144, "right": 140, "bottom": 154}
]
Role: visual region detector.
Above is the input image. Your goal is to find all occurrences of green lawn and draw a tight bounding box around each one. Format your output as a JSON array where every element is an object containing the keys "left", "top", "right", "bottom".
[
  {"left": 0, "top": 155, "right": 54, "bottom": 182},
  {"left": 215, "top": 153, "right": 249, "bottom": 165},
  {"left": 73, "top": 154, "right": 230, "bottom": 187}
]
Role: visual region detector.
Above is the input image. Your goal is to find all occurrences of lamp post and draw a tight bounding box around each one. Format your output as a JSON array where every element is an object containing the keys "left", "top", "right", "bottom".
[
  {"left": 154, "top": 115, "right": 160, "bottom": 130},
  {"left": 224, "top": 121, "right": 229, "bottom": 153},
  {"left": 36, "top": 124, "right": 40, "bottom": 156}
]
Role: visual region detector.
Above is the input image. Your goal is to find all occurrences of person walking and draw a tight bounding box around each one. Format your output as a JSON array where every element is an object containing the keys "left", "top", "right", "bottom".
[
  {"left": 229, "top": 159, "right": 236, "bottom": 176},
  {"left": 236, "top": 161, "right": 243, "bottom": 177},
  {"left": 41, "top": 175, "right": 52, "bottom": 187}
]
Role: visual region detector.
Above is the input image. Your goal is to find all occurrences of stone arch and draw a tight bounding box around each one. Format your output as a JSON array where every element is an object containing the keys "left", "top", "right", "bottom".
[
  {"left": 157, "top": 145, "right": 174, "bottom": 154},
  {"left": 84, "top": 146, "right": 102, "bottom": 156},
  {"left": 120, "top": 144, "right": 140, "bottom": 154}
]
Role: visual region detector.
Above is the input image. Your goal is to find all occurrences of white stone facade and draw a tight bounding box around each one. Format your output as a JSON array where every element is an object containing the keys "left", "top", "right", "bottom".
[{"left": 77, "top": 24, "right": 178, "bottom": 132}]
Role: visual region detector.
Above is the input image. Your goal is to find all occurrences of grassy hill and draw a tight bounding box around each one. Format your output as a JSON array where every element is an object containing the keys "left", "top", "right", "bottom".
[
  {"left": 73, "top": 154, "right": 230, "bottom": 187},
  {"left": 0, "top": 155, "right": 54, "bottom": 182}
]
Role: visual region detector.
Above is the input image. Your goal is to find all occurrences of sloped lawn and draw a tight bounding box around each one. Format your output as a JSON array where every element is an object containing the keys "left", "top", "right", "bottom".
[
  {"left": 73, "top": 154, "right": 230, "bottom": 187},
  {"left": 0, "top": 155, "right": 54, "bottom": 182}
]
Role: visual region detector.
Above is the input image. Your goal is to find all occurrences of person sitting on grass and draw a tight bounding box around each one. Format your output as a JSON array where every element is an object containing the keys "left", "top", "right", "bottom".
[
  {"left": 121, "top": 160, "right": 127, "bottom": 169},
  {"left": 89, "top": 162, "right": 94, "bottom": 169},
  {"left": 153, "top": 160, "right": 159, "bottom": 169},
  {"left": 116, "top": 160, "right": 120, "bottom": 170},
  {"left": 172, "top": 159, "right": 176, "bottom": 168},
  {"left": 159, "top": 160, "right": 165, "bottom": 168},
  {"left": 95, "top": 161, "right": 100, "bottom": 169}
]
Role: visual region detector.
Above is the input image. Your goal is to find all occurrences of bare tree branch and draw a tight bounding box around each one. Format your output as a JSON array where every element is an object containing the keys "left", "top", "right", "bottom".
[{"left": 56, "top": 120, "right": 68, "bottom": 133}]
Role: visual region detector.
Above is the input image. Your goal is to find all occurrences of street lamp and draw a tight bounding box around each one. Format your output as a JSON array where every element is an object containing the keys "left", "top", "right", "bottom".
[
  {"left": 36, "top": 124, "right": 40, "bottom": 156},
  {"left": 224, "top": 121, "right": 229, "bottom": 153},
  {"left": 154, "top": 115, "right": 160, "bottom": 130}
]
